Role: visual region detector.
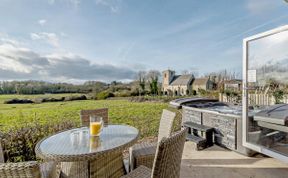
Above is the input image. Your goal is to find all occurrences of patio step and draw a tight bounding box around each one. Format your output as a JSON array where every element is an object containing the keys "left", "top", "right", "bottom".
[
  {"left": 186, "top": 134, "right": 207, "bottom": 150},
  {"left": 183, "top": 121, "right": 214, "bottom": 132},
  {"left": 183, "top": 121, "right": 214, "bottom": 147}
]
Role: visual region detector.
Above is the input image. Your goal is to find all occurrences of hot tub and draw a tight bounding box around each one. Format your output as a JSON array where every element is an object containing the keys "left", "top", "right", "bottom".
[{"left": 182, "top": 102, "right": 258, "bottom": 156}]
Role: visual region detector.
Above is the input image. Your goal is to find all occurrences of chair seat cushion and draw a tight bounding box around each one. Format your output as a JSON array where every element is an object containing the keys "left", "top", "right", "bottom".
[
  {"left": 130, "top": 142, "right": 157, "bottom": 169},
  {"left": 121, "top": 165, "right": 151, "bottom": 178},
  {"left": 40, "top": 161, "right": 57, "bottom": 178},
  {"left": 132, "top": 142, "right": 157, "bottom": 157}
]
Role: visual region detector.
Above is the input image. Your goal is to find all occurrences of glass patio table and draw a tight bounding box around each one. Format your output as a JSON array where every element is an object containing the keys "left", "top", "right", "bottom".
[{"left": 35, "top": 125, "right": 139, "bottom": 178}]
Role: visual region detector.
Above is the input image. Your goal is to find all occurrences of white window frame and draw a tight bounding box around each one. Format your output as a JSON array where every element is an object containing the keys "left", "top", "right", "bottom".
[{"left": 242, "top": 25, "right": 288, "bottom": 163}]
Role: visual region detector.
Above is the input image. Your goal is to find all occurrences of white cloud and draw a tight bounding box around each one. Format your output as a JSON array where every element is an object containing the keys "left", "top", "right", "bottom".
[
  {"left": 30, "top": 32, "right": 60, "bottom": 47},
  {"left": 95, "top": 0, "right": 121, "bottom": 13},
  {"left": 246, "top": 0, "right": 283, "bottom": 14},
  {"left": 48, "top": 0, "right": 81, "bottom": 8},
  {"left": 0, "top": 40, "right": 136, "bottom": 82},
  {"left": 0, "top": 38, "right": 20, "bottom": 46},
  {"left": 48, "top": 0, "right": 55, "bottom": 4},
  {"left": 249, "top": 30, "right": 288, "bottom": 68},
  {"left": 0, "top": 44, "right": 49, "bottom": 74},
  {"left": 38, "top": 19, "right": 47, "bottom": 26}
]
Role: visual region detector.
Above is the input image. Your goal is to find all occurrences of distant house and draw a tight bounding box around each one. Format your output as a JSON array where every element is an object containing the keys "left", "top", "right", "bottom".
[
  {"left": 192, "top": 77, "right": 214, "bottom": 91},
  {"left": 224, "top": 79, "right": 242, "bottom": 91},
  {"left": 162, "top": 70, "right": 194, "bottom": 96}
]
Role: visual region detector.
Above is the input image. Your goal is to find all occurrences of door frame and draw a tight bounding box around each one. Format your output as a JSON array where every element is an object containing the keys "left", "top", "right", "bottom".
[{"left": 242, "top": 25, "right": 288, "bottom": 163}]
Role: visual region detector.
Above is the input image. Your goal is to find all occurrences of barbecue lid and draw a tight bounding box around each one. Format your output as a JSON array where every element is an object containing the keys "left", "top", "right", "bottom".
[{"left": 254, "top": 104, "right": 288, "bottom": 126}]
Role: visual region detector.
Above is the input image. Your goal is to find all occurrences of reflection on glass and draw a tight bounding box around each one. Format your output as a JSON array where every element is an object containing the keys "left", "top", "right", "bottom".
[
  {"left": 70, "top": 130, "right": 80, "bottom": 148},
  {"left": 80, "top": 128, "right": 89, "bottom": 146},
  {"left": 90, "top": 136, "right": 101, "bottom": 152},
  {"left": 247, "top": 29, "right": 288, "bottom": 156}
]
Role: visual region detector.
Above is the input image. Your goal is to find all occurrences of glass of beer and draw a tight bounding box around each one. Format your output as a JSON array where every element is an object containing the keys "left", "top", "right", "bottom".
[{"left": 89, "top": 115, "right": 103, "bottom": 136}]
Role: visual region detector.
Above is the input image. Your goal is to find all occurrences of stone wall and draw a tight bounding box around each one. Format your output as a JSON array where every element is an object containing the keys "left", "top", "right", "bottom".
[
  {"left": 182, "top": 106, "right": 256, "bottom": 156},
  {"left": 182, "top": 106, "right": 237, "bottom": 150},
  {"left": 202, "top": 112, "right": 237, "bottom": 150}
]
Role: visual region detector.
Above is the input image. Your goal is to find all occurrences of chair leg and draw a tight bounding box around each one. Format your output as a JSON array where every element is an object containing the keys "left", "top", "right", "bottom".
[{"left": 129, "top": 147, "right": 134, "bottom": 172}]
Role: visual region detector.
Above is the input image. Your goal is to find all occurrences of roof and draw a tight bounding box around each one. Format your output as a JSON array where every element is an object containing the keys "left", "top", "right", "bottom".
[
  {"left": 193, "top": 78, "right": 209, "bottom": 86},
  {"left": 170, "top": 74, "right": 193, "bottom": 86}
]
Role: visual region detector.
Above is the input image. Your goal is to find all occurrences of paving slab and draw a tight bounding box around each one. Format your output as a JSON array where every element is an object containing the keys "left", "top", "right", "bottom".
[{"left": 181, "top": 142, "right": 288, "bottom": 178}]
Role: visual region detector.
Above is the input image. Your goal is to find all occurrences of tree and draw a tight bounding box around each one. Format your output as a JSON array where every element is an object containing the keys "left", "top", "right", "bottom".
[
  {"left": 137, "top": 71, "right": 146, "bottom": 96},
  {"left": 146, "top": 70, "right": 160, "bottom": 95}
]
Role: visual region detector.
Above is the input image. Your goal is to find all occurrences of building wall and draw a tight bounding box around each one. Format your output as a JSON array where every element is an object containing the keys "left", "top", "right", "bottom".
[
  {"left": 224, "top": 83, "right": 241, "bottom": 91},
  {"left": 166, "top": 85, "right": 192, "bottom": 96},
  {"left": 193, "top": 84, "right": 207, "bottom": 91},
  {"left": 207, "top": 80, "right": 214, "bottom": 90}
]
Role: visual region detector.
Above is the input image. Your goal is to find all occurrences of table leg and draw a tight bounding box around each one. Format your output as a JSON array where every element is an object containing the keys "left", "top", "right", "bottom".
[{"left": 60, "top": 161, "right": 89, "bottom": 178}]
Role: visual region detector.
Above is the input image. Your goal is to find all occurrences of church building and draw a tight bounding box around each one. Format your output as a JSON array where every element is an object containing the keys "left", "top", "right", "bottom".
[{"left": 162, "top": 70, "right": 194, "bottom": 96}]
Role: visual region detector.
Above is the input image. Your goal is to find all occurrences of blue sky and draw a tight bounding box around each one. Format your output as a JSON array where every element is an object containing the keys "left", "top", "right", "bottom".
[{"left": 0, "top": 0, "right": 287, "bottom": 83}]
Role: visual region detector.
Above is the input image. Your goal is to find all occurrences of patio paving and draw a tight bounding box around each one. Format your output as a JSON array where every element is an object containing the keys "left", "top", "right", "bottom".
[{"left": 181, "top": 142, "right": 288, "bottom": 178}]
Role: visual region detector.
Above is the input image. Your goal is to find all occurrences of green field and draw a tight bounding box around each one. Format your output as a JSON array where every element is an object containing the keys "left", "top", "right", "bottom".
[{"left": 0, "top": 94, "right": 176, "bottom": 138}]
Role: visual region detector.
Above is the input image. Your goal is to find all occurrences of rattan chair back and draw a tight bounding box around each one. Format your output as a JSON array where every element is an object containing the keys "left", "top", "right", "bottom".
[
  {"left": 0, "top": 141, "right": 4, "bottom": 163},
  {"left": 152, "top": 128, "right": 188, "bottom": 178},
  {"left": 157, "top": 109, "right": 176, "bottom": 143},
  {"left": 0, "top": 161, "right": 41, "bottom": 178},
  {"left": 80, "top": 108, "right": 109, "bottom": 127}
]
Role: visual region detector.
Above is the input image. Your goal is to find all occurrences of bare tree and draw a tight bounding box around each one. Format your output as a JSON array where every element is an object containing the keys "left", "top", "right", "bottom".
[
  {"left": 146, "top": 70, "right": 161, "bottom": 95},
  {"left": 137, "top": 71, "right": 146, "bottom": 96},
  {"left": 181, "top": 70, "right": 189, "bottom": 75}
]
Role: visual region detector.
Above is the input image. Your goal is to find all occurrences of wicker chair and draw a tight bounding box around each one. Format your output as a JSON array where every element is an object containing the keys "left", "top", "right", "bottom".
[
  {"left": 0, "top": 142, "right": 57, "bottom": 178},
  {"left": 129, "top": 109, "right": 176, "bottom": 170},
  {"left": 80, "top": 108, "right": 109, "bottom": 127},
  {"left": 121, "top": 128, "right": 188, "bottom": 178}
]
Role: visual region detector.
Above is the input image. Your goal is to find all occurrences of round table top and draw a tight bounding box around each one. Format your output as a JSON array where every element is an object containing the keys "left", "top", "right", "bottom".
[{"left": 35, "top": 125, "right": 139, "bottom": 161}]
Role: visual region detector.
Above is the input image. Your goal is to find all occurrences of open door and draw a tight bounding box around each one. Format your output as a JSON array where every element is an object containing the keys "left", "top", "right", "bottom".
[{"left": 243, "top": 25, "right": 288, "bottom": 163}]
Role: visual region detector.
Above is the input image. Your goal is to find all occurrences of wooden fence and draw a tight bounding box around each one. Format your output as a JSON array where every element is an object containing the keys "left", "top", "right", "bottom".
[{"left": 219, "top": 93, "right": 288, "bottom": 106}]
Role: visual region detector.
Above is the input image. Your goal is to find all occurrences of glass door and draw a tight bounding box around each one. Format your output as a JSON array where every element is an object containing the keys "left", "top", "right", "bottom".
[{"left": 243, "top": 25, "right": 288, "bottom": 162}]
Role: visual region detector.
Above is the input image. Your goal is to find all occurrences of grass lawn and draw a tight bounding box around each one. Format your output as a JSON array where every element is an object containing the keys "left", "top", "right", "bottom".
[{"left": 0, "top": 94, "right": 179, "bottom": 138}]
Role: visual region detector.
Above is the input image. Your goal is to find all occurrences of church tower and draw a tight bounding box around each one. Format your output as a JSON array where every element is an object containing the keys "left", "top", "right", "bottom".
[{"left": 162, "top": 70, "right": 175, "bottom": 91}]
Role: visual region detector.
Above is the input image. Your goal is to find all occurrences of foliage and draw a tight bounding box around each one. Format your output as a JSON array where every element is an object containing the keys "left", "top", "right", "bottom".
[
  {"left": 197, "top": 88, "right": 207, "bottom": 96},
  {"left": 192, "top": 90, "right": 197, "bottom": 96},
  {"left": 273, "top": 89, "right": 284, "bottom": 104},
  {"left": 96, "top": 91, "right": 115, "bottom": 100},
  {"left": 0, "top": 80, "right": 108, "bottom": 95},
  {"left": 147, "top": 70, "right": 160, "bottom": 95},
  {"left": 137, "top": 71, "right": 146, "bottom": 96},
  {"left": 129, "top": 95, "right": 187, "bottom": 103},
  {"left": 0, "top": 120, "right": 77, "bottom": 162},
  {"left": 113, "top": 90, "right": 139, "bottom": 97},
  {"left": 223, "top": 89, "right": 238, "bottom": 97},
  {"left": 4, "top": 95, "right": 87, "bottom": 104}
]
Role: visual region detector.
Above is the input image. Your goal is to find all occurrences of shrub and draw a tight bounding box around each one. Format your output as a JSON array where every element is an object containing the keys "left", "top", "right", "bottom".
[
  {"left": 273, "top": 89, "right": 284, "bottom": 104},
  {"left": 0, "top": 120, "right": 77, "bottom": 162},
  {"left": 96, "top": 91, "right": 114, "bottom": 100},
  {"left": 192, "top": 90, "right": 197, "bottom": 96},
  {"left": 198, "top": 89, "right": 207, "bottom": 96},
  {"left": 64, "top": 95, "right": 87, "bottom": 101},
  {"left": 113, "top": 90, "right": 132, "bottom": 97},
  {"left": 4, "top": 99, "right": 34, "bottom": 104}
]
